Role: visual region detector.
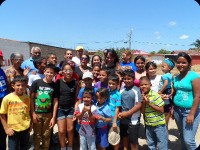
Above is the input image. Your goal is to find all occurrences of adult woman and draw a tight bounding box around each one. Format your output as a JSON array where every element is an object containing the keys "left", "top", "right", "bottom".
[
  {"left": 5, "top": 53, "right": 28, "bottom": 92},
  {"left": 173, "top": 52, "right": 200, "bottom": 150},
  {"left": 102, "top": 49, "right": 119, "bottom": 74},
  {"left": 56, "top": 63, "right": 79, "bottom": 150},
  {"left": 134, "top": 56, "right": 146, "bottom": 87},
  {"left": 75, "top": 54, "right": 91, "bottom": 80},
  {"left": 91, "top": 55, "right": 102, "bottom": 68}
]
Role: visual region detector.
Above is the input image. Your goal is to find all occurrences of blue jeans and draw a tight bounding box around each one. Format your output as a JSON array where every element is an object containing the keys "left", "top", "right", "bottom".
[
  {"left": 174, "top": 106, "right": 200, "bottom": 150},
  {"left": 8, "top": 128, "right": 30, "bottom": 150},
  {"left": 80, "top": 135, "right": 96, "bottom": 150},
  {"left": 146, "top": 124, "right": 168, "bottom": 150}
]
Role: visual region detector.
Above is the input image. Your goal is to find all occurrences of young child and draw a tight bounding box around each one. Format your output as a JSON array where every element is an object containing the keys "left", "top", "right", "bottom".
[
  {"left": 30, "top": 64, "right": 58, "bottom": 150},
  {"left": 0, "top": 76, "right": 31, "bottom": 150},
  {"left": 94, "top": 68, "right": 109, "bottom": 89},
  {"left": 118, "top": 69, "right": 142, "bottom": 150},
  {"left": 95, "top": 88, "right": 112, "bottom": 150},
  {"left": 158, "top": 58, "right": 175, "bottom": 125},
  {"left": 140, "top": 76, "right": 168, "bottom": 150},
  {"left": 108, "top": 74, "right": 121, "bottom": 150},
  {"left": 74, "top": 88, "right": 98, "bottom": 150},
  {"left": 28, "top": 57, "right": 47, "bottom": 87}
]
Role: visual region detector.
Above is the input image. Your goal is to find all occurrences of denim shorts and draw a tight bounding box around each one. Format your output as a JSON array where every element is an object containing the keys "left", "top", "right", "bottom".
[{"left": 57, "top": 107, "right": 74, "bottom": 120}]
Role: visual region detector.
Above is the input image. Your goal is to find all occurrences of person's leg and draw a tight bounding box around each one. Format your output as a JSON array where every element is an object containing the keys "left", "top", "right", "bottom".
[
  {"left": 19, "top": 129, "right": 30, "bottom": 150},
  {"left": 66, "top": 118, "right": 74, "bottom": 149},
  {"left": 8, "top": 131, "right": 19, "bottom": 150},
  {"left": 57, "top": 118, "right": 67, "bottom": 148},
  {"left": 33, "top": 114, "right": 43, "bottom": 150},
  {"left": 174, "top": 106, "right": 187, "bottom": 150},
  {"left": 42, "top": 113, "right": 52, "bottom": 150},
  {"left": 155, "top": 125, "right": 168, "bottom": 150},
  {"left": 120, "top": 123, "right": 129, "bottom": 150},
  {"left": 87, "top": 136, "right": 97, "bottom": 150},
  {"left": 145, "top": 126, "right": 157, "bottom": 150},
  {"left": 128, "top": 124, "right": 140, "bottom": 150},
  {"left": 80, "top": 135, "right": 88, "bottom": 150},
  {"left": 182, "top": 108, "right": 200, "bottom": 150},
  {"left": 57, "top": 108, "right": 67, "bottom": 149},
  {"left": 0, "top": 120, "right": 7, "bottom": 150}
]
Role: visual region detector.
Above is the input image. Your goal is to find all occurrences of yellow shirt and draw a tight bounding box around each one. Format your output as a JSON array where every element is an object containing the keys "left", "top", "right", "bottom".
[{"left": 0, "top": 93, "right": 31, "bottom": 131}]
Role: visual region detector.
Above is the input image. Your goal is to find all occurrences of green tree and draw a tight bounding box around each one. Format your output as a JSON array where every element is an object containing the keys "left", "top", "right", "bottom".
[
  {"left": 157, "top": 49, "right": 171, "bottom": 54},
  {"left": 191, "top": 39, "right": 200, "bottom": 48},
  {"left": 150, "top": 51, "right": 156, "bottom": 55}
]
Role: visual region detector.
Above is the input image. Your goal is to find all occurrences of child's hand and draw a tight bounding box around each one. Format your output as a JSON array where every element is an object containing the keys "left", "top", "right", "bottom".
[
  {"left": 5, "top": 128, "right": 14, "bottom": 136},
  {"left": 83, "top": 105, "right": 91, "bottom": 112},
  {"left": 112, "top": 123, "right": 118, "bottom": 132},
  {"left": 49, "top": 118, "right": 56, "bottom": 128},
  {"left": 142, "top": 94, "right": 149, "bottom": 103},
  {"left": 32, "top": 112, "right": 39, "bottom": 124},
  {"left": 160, "top": 94, "right": 168, "bottom": 100},
  {"left": 118, "top": 112, "right": 126, "bottom": 119},
  {"left": 72, "top": 115, "right": 77, "bottom": 121},
  {"left": 96, "top": 115, "right": 104, "bottom": 121}
]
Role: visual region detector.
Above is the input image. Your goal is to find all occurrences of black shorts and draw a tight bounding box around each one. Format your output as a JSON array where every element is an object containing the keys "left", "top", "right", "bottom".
[
  {"left": 164, "top": 104, "right": 172, "bottom": 113},
  {"left": 120, "top": 123, "right": 140, "bottom": 144}
]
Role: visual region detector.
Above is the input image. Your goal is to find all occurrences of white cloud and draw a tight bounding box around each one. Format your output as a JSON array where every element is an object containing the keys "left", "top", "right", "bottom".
[
  {"left": 154, "top": 31, "right": 161, "bottom": 39},
  {"left": 179, "top": 34, "right": 189, "bottom": 40},
  {"left": 168, "top": 21, "right": 176, "bottom": 26}
]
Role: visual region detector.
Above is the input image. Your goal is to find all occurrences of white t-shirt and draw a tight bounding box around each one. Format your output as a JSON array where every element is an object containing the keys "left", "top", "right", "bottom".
[
  {"left": 28, "top": 73, "right": 45, "bottom": 86},
  {"left": 150, "top": 75, "right": 161, "bottom": 93},
  {"left": 72, "top": 56, "right": 80, "bottom": 66}
]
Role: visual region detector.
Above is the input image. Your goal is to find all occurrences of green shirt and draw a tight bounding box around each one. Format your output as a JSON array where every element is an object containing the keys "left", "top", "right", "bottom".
[{"left": 144, "top": 90, "right": 166, "bottom": 126}]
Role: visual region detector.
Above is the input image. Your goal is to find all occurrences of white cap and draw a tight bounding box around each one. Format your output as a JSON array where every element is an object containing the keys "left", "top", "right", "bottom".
[
  {"left": 82, "top": 71, "right": 93, "bottom": 79},
  {"left": 108, "top": 127, "right": 120, "bottom": 146}
]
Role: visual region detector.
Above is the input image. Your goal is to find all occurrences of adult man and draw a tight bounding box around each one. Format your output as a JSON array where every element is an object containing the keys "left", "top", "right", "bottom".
[
  {"left": 0, "top": 50, "right": 8, "bottom": 150},
  {"left": 72, "top": 46, "right": 84, "bottom": 65},
  {"left": 120, "top": 50, "right": 137, "bottom": 71},
  {"left": 21, "top": 47, "right": 41, "bottom": 77}
]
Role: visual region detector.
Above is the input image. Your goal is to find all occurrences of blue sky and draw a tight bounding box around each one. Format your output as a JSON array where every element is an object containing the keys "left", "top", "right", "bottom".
[{"left": 0, "top": 0, "right": 200, "bottom": 52}]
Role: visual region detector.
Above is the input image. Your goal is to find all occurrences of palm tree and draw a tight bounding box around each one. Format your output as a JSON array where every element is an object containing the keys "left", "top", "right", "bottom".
[{"left": 191, "top": 39, "right": 200, "bottom": 48}]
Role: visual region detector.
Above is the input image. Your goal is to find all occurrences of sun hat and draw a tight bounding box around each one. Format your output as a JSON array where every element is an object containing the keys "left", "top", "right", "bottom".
[
  {"left": 108, "top": 127, "right": 120, "bottom": 146},
  {"left": 82, "top": 71, "right": 93, "bottom": 79},
  {"left": 76, "top": 46, "right": 84, "bottom": 51}
]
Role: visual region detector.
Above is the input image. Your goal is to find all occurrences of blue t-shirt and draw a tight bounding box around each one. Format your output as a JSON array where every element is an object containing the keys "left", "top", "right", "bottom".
[
  {"left": 96, "top": 102, "right": 112, "bottom": 128},
  {"left": 160, "top": 72, "right": 172, "bottom": 90},
  {"left": 173, "top": 71, "right": 200, "bottom": 108},
  {"left": 0, "top": 68, "right": 8, "bottom": 100},
  {"left": 120, "top": 62, "right": 137, "bottom": 71},
  {"left": 108, "top": 89, "right": 121, "bottom": 119},
  {"left": 77, "top": 87, "right": 98, "bottom": 104},
  {"left": 21, "top": 57, "right": 38, "bottom": 77}
]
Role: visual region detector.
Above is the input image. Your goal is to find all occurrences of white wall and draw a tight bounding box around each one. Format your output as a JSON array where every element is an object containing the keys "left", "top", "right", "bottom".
[{"left": 0, "top": 38, "right": 30, "bottom": 70}]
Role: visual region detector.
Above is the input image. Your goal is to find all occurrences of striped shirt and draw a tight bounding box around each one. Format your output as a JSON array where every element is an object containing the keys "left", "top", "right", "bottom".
[{"left": 144, "top": 90, "right": 166, "bottom": 126}]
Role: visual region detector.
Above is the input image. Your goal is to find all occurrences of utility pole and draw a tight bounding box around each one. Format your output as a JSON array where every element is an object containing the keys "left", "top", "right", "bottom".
[{"left": 128, "top": 30, "right": 132, "bottom": 50}]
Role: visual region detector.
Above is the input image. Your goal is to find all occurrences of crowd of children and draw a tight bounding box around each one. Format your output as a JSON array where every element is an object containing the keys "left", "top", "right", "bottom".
[{"left": 0, "top": 48, "right": 200, "bottom": 150}]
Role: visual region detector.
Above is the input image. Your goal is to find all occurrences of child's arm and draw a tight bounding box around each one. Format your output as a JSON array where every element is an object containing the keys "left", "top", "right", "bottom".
[
  {"left": 112, "top": 107, "right": 120, "bottom": 128},
  {"left": 118, "top": 102, "right": 142, "bottom": 119},
  {"left": 30, "top": 91, "right": 39, "bottom": 124},
  {"left": 141, "top": 94, "right": 147, "bottom": 114},
  {"left": 49, "top": 98, "right": 58, "bottom": 128},
  {"left": 0, "top": 114, "right": 14, "bottom": 136},
  {"left": 159, "top": 80, "right": 168, "bottom": 94},
  {"left": 97, "top": 115, "right": 112, "bottom": 123}
]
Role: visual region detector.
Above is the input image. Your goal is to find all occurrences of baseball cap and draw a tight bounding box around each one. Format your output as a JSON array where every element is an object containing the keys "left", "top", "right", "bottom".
[
  {"left": 108, "top": 127, "right": 120, "bottom": 146},
  {"left": 82, "top": 71, "right": 93, "bottom": 79},
  {"left": 76, "top": 46, "right": 84, "bottom": 51},
  {"left": 0, "top": 50, "right": 3, "bottom": 58}
]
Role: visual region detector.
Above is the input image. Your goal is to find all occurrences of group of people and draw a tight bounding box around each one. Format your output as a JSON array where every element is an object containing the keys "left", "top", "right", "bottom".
[{"left": 0, "top": 46, "right": 199, "bottom": 150}]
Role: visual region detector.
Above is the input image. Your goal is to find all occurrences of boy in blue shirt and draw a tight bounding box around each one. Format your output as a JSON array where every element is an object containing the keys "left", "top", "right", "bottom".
[
  {"left": 118, "top": 69, "right": 142, "bottom": 150},
  {"left": 108, "top": 74, "right": 121, "bottom": 150}
]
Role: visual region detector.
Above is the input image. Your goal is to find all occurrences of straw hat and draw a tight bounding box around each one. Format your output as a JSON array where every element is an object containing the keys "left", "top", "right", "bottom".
[{"left": 108, "top": 127, "right": 120, "bottom": 146}]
